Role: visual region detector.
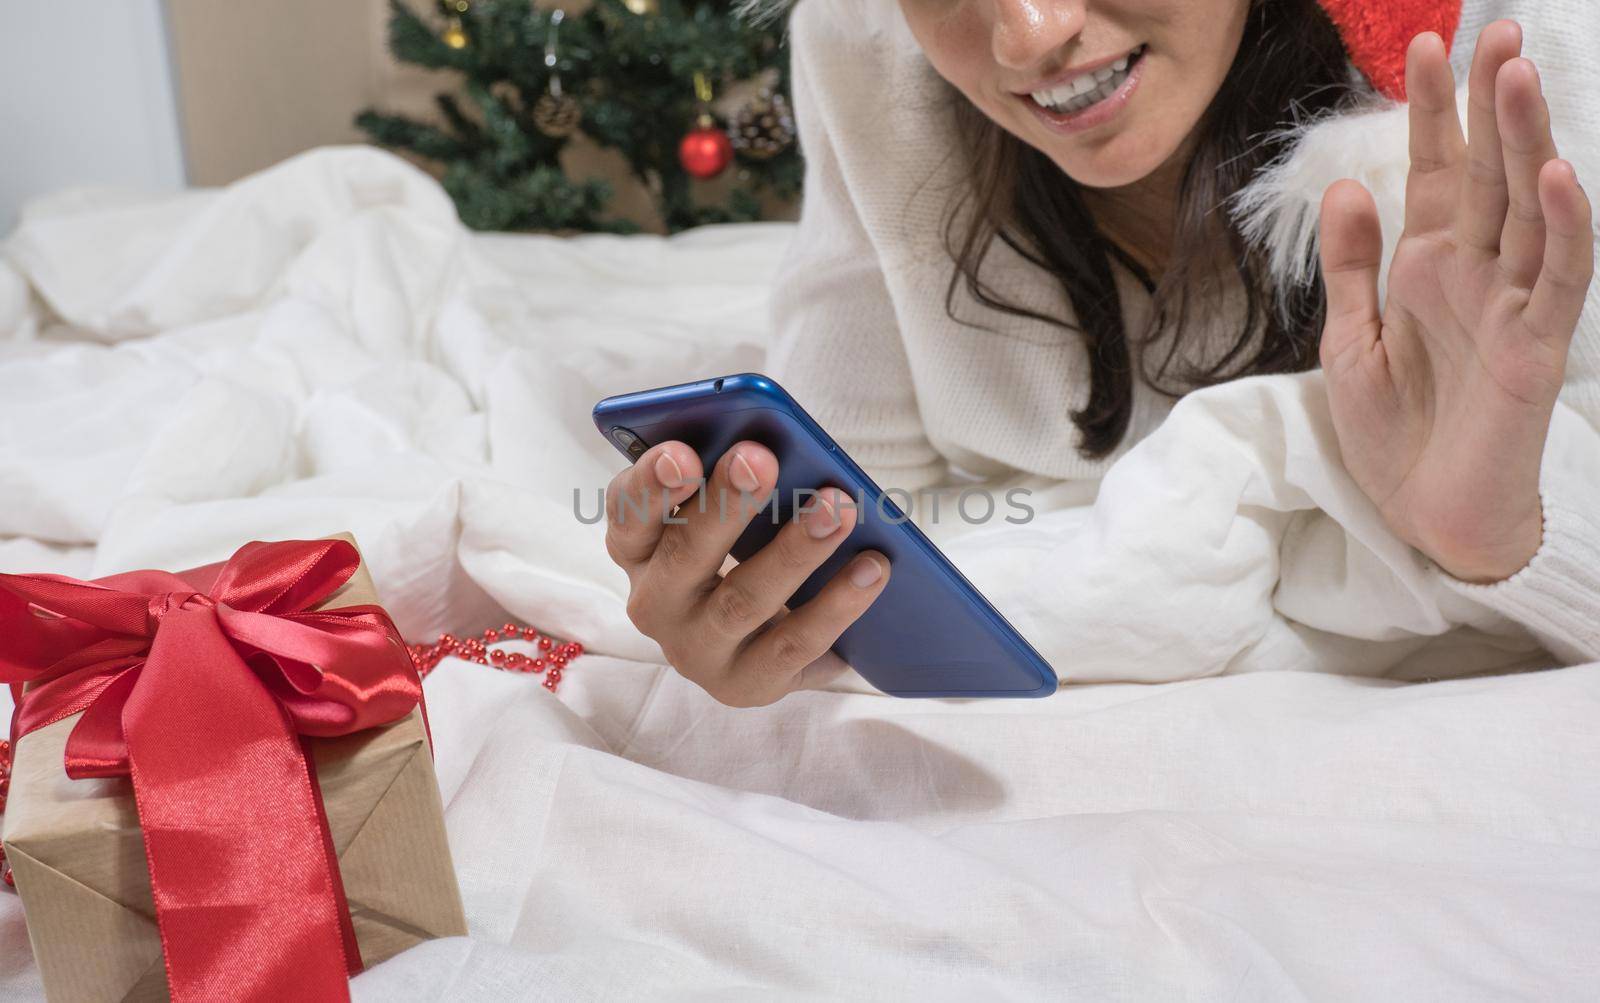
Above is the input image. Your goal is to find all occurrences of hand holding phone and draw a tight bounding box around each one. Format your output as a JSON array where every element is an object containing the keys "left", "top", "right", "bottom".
[
  {"left": 601, "top": 434, "right": 890, "bottom": 707},
  {"left": 595, "top": 374, "right": 1058, "bottom": 702}
]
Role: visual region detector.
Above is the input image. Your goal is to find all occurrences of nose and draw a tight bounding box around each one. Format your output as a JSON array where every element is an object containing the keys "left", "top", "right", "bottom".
[{"left": 991, "top": 0, "right": 1085, "bottom": 72}]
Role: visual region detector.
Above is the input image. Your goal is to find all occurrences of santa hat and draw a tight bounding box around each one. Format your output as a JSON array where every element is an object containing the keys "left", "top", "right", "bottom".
[{"left": 1316, "top": 0, "right": 1462, "bottom": 100}]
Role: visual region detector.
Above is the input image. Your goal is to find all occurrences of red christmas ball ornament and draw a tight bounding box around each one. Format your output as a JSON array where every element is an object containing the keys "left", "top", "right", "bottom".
[{"left": 679, "top": 112, "right": 733, "bottom": 180}]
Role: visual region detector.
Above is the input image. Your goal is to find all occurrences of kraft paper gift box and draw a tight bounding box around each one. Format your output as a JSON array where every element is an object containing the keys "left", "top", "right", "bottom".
[{"left": 1, "top": 535, "right": 468, "bottom": 1002}]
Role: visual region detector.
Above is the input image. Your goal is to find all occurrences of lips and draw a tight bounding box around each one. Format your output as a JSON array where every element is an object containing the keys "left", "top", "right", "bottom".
[
  {"left": 1017, "top": 45, "right": 1148, "bottom": 135},
  {"left": 1025, "top": 45, "right": 1146, "bottom": 115}
]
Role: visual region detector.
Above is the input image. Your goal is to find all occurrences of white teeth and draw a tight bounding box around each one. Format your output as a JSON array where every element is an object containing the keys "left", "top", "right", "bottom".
[{"left": 1029, "top": 46, "right": 1142, "bottom": 114}]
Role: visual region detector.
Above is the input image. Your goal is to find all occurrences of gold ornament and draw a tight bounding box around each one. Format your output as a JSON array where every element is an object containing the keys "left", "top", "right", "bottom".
[
  {"left": 624, "top": 0, "right": 659, "bottom": 12},
  {"left": 442, "top": 15, "right": 467, "bottom": 49},
  {"left": 729, "top": 88, "right": 796, "bottom": 161}
]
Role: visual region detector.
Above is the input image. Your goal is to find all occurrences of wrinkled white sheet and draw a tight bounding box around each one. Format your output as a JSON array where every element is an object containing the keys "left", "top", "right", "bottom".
[{"left": 2, "top": 148, "right": 1597, "bottom": 1000}]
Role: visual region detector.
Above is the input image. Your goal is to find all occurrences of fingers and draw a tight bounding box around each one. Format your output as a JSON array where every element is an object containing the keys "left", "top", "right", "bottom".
[
  {"left": 1318, "top": 179, "right": 1385, "bottom": 371},
  {"left": 604, "top": 440, "right": 705, "bottom": 573},
  {"left": 699, "top": 487, "right": 858, "bottom": 645},
  {"left": 1403, "top": 31, "right": 1466, "bottom": 236},
  {"left": 1456, "top": 20, "right": 1521, "bottom": 253},
  {"left": 637, "top": 441, "right": 778, "bottom": 611},
  {"left": 1525, "top": 159, "right": 1594, "bottom": 346},
  {"left": 731, "top": 551, "right": 891, "bottom": 705},
  {"left": 1496, "top": 56, "right": 1559, "bottom": 287}
]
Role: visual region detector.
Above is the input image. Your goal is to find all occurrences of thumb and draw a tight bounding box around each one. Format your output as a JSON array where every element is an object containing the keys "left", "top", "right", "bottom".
[{"left": 1318, "top": 179, "right": 1384, "bottom": 372}]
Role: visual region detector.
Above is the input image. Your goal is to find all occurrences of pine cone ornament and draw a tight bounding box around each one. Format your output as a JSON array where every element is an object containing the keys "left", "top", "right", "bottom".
[
  {"left": 729, "top": 88, "right": 795, "bottom": 162},
  {"left": 533, "top": 92, "right": 582, "bottom": 138}
]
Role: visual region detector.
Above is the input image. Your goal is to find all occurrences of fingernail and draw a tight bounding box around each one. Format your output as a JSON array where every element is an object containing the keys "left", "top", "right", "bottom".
[
  {"left": 731, "top": 451, "right": 760, "bottom": 493},
  {"left": 848, "top": 555, "right": 882, "bottom": 589},
  {"left": 802, "top": 492, "right": 840, "bottom": 539},
  {"left": 654, "top": 451, "right": 684, "bottom": 488}
]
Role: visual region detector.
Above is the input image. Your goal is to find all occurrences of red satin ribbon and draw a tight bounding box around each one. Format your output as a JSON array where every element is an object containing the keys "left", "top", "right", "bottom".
[{"left": 0, "top": 539, "right": 421, "bottom": 1003}]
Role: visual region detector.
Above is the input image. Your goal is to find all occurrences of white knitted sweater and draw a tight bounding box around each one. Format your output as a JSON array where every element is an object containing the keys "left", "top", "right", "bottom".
[{"left": 767, "top": 0, "right": 1600, "bottom": 665}]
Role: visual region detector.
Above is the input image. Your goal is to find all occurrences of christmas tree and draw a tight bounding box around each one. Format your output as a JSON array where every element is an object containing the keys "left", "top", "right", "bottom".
[{"left": 356, "top": 0, "right": 802, "bottom": 234}]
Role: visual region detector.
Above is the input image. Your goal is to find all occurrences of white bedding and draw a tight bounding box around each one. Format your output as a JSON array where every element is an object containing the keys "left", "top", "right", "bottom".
[{"left": 2, "top": 148, "right": 1597, "bottom": 1000}]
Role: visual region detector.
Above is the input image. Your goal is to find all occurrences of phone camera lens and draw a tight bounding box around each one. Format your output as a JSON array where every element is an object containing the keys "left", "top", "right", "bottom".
[{"left": 611, "top": 426, "right": 647, "bottom": 458}]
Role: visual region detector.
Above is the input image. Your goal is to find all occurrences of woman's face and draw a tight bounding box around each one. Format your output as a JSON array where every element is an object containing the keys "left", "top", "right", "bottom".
[{"left": 898, "top": 0, "right": 1251, "bottom": 189}]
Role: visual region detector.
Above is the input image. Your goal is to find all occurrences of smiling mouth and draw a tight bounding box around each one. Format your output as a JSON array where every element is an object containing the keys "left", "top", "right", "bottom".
[{"left": 1025, "top": 45, "right": 1147, "bottom": 115}]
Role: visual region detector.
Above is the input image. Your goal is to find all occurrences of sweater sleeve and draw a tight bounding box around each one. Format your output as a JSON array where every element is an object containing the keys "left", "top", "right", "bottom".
[{"left": 764, "top": 0, "right": 948, "bottom": 496}]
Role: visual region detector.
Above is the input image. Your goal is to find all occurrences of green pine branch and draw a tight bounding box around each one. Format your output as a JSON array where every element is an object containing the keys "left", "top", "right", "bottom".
[{"left": 357, "top": 0, "right": 802, "bottom": 233}]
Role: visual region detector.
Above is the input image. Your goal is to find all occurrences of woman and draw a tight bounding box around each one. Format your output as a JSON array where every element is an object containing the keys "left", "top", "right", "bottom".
[{"left": 605, "top": 0, "right": 1598, "bottom": 706}]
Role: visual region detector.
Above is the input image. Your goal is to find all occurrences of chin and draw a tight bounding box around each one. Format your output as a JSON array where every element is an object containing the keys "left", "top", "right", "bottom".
[
  {"left": 1036, "top": 147, "right": 1164, "bottom": 190},
  {"left": 1047, "top": 154, "right": 1160, "bottom": 190},
  {"left": 1040, "top": 128, "right": 1183, "bottom": 191}
]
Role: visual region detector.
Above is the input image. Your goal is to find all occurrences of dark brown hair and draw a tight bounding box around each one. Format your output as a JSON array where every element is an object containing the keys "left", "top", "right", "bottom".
[{"left": 945, "top": 0, "right": 1370, "bottom": 458}]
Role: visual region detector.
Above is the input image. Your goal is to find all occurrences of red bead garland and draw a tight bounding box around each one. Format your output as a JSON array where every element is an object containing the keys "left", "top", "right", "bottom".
[{"left": 406, "top": 623, "right": 585, "bottom": 693}]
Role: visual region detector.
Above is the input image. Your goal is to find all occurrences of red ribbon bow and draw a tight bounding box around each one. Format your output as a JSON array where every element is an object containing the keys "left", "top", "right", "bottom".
[{"left": 1, "top": 539, "right": 421, "bottom": 1003}]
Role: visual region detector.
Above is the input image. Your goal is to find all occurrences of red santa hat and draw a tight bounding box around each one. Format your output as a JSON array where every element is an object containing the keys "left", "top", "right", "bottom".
[{"left": 1317, "top": 0, "right": 1463, "bottom": 100}]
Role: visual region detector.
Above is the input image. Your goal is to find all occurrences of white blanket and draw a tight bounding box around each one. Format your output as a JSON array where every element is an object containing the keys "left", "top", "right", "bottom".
[{"left": 2, "top": 148, "right": 1597, "bottom": 1000}]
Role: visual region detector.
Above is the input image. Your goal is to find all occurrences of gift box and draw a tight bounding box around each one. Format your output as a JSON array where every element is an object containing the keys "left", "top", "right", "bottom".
[{"left": 1, "top": 535, "right": 467, "bottom": 1002}]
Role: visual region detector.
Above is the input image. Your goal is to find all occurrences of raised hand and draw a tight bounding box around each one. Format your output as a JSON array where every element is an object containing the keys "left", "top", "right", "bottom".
[{"left": 1318, "top": 21, "right": 1595, "bottom": 583}]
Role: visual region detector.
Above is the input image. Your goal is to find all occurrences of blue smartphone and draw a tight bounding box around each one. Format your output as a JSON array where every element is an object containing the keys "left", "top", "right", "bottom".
[{"left": 592, "top": 373, "right": 1057, "bottom": 698}]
